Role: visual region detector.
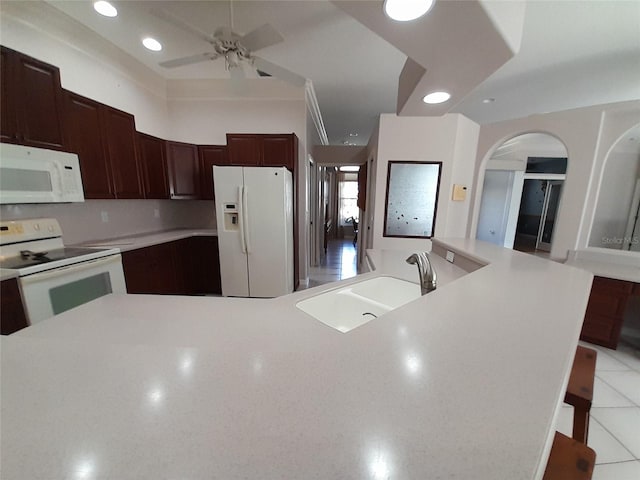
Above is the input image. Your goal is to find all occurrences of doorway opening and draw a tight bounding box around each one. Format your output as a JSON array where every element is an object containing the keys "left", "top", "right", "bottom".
[{"left": 476, "top": 133, "right": 568, "bottom": 257}]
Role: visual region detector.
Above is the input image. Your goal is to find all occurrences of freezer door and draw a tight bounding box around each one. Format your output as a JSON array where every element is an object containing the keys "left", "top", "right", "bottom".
[
  {"left": 213, "top": 166, "right": 249, "bottom": 297},
  {"left": 243, "top": 167, "right": 294, "bottom": 297}
]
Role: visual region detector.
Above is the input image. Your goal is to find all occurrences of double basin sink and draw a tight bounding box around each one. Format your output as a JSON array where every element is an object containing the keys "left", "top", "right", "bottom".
[{"left": 296, "top": 276, "right": 421, "bottom": 333}]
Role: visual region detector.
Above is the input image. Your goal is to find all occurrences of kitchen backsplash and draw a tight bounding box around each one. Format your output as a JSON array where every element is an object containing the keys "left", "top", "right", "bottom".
[{"left": 0, "top": 200, "right": 216, "bottom": 245}]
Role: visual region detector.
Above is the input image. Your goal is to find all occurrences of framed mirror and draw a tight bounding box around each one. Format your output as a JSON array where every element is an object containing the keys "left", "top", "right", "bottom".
[{"left": 383, "top": 161, "right": 442, "bottom": 238}]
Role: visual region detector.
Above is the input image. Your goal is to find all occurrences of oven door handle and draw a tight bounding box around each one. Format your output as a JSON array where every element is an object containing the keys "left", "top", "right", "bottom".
[{"left": 19, "top": 254, "right": 122, "bottom": 284}]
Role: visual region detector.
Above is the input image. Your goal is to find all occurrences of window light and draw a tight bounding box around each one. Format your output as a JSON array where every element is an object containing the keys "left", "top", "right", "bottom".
[
  {"left": 93, "top": 1, "right": 117, "bottom": 18},
  {"left": 384, "top": 0, "right": 435, "bottom": 22}
]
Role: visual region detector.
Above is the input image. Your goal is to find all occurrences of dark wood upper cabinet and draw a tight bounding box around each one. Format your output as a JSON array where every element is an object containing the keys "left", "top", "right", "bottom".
[
  {"left": 167, "top": 141, "right": 199, "bottom": 199},
  {"left": 226, "top": 134, "right": 262, "bottom": 166},
  {"left": 102, "top": 106, "right": 143, "bottom": 199},
  {"left": 198, "top": 145, "right": 228, "bottom": 200},
  {"left": 64, "top": 91, "right": 114, "bottom": 199},
  {"left": 226, "top": 133, "right": 297, "bottom": 171},
  {"left": 262, "top": 134, "right": 296, "bottom": 169},
  {"left": 1, "top": 47, "right": 18, "bottom": 143},
  {"left": 1, "top": 46, "right": 66, "bottom": 150},
  {"left": 138, "top": 133, "right": 169, "bottom": 199}
]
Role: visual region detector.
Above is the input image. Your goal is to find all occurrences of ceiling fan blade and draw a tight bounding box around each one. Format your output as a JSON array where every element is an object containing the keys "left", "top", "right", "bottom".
[
  {"left": 160, "top": 52, "right": 220, "bottom": 69},
  {"left": 253, "top": 57, "right": 306, "bottom": 87},
  {"left": 240, "top": 24, "right": 284, "bottom": 52},
  {"left": 151, "top": 7, "right": 213, "bottom": 44}
]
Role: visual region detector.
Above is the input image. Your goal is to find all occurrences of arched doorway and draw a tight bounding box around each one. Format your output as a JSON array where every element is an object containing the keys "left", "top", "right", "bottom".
[
  {"left": 476, "top": 133, "right": 568, "bottom": 255},
  {"left": 589, "top": 123, "right": 640, "bottom": 251}
]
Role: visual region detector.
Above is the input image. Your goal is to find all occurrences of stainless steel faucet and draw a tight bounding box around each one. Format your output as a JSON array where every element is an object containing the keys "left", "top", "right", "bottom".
[{"left": 406, "top": 252, "right": 437, "bottom": 295}]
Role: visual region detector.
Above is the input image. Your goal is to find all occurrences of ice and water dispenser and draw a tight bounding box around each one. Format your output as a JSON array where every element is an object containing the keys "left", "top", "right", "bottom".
[{"left": 223, "top": 203, "right": 239, "bottom": 231}]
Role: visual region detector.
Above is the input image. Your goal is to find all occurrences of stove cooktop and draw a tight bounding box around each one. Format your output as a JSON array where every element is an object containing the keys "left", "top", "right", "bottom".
[{"left": 0, "top": 246, "right": 118, "bottom": 274}]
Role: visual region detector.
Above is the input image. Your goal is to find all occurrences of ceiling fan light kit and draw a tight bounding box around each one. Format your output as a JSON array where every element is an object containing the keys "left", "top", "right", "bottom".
[
  {"left": 153, "top": 1, "right": 305, "bottom": 86},
  {"left": 384, "top": 0, "right": 435, "bottom": 22}
]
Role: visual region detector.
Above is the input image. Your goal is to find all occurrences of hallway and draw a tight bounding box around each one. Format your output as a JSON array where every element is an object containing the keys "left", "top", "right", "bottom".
[{"left": 306, "top": 238, "right": 358, "bottom": 288}]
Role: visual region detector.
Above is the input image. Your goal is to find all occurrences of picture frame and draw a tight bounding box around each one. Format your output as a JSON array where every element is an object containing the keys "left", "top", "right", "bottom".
[{"left": 383, "top": 161, "right": 442, "bottom": 238}]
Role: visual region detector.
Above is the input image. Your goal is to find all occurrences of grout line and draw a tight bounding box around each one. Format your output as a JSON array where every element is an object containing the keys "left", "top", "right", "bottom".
[
  {"left": 589, "top": 416, "right": 638, "bottom": 461},
  {"left": 595, "top": 373, "right": 640, "bottom": 408}
]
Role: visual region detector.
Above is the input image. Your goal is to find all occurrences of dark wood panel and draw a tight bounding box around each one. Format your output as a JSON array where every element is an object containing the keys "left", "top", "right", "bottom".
[
  {"left": 580, "top": 276, "right": 634, "bottom": 349},
  {"left": 1, "top": 278, "right": 29, "bottom": 335},
  {"left": 122, "top": 243, "right": 177, "bottom": 295},
  {"left": 226, "top": 134, "right": 261, "bottom": 166},
  {"left": 262, "top": 134, "right": 294, "bottom": 169},
  {"left": 138, "top": 133, "right": 169, "bottom": 199},
  {"left": 15, "top": 52, "right": 66, "bottom": 149},
  {"left": 189, "top": 236, "right": 221, "bottom": 294},
  {"left": 167, "top": 141, "right": 199, "bottom": 199},
  {"left": 634, "top": 283, "right": 640, "bottom": 296},
  {"left": 0, "top": 47, "right": 18, "bottom": 143},
  {"left": 198, "top": 145, "right": 228, "bottom": 200},
  {"left": 357, "top": 162, "right": 367, "bottom": 210},
  {"left": 64, "top": 91, "right": 114, "bottom": 198},
  {"left": 102, "top": 107, "right": 143, "bottom": 198}
]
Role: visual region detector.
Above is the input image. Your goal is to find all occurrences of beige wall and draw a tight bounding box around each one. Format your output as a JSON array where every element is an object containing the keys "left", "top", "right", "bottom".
[
  {"left": 469, "top": 100, "right": 640, "bottom": 260},
  {"left": 371, "top": 113, "right": 480, "bottom": 252}
]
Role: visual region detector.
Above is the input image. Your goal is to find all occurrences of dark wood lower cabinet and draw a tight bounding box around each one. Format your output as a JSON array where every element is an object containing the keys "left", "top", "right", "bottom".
[
  {"left": 122, "top": 237, "right": 221, "bottom": 296},
  {"left": 580, "top": 276, "right": 639, "bottom": 349},
  {"left": 1, "top": 278, "right": 29, "bottom": 335}
]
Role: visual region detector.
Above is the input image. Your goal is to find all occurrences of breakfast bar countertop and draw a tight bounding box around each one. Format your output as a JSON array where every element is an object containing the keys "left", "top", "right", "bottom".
[{"left": 2, "top": 239, "right": 594, "bottom": 480}]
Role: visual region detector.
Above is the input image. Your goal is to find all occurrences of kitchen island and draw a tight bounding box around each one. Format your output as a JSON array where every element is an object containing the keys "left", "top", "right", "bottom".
[{"left": 1, "top": 239, "right": 593, "bottom": 479}]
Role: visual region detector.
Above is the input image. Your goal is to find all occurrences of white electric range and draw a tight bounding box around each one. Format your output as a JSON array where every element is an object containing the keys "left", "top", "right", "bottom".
[{"left": 0, "top": 218, "right": 126, "bottom": 325}]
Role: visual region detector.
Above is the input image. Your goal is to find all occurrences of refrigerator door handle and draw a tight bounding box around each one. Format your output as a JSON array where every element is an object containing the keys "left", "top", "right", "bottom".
[
  {"left": 242, "top": 184, "right": 252, "bottom": 254},
  {"left": 238, "top": 186, "right": 247, "bottom": 253}
]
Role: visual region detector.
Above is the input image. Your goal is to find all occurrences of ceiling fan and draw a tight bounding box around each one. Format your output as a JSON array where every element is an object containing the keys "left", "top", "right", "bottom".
[{"left": 152, "top": 1, "right": 305, "bottom": 87}]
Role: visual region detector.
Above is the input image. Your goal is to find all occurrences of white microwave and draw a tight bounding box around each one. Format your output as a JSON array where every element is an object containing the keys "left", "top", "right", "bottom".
[{"left": 0, "top": 143, "right": 85, "bottom": 204}]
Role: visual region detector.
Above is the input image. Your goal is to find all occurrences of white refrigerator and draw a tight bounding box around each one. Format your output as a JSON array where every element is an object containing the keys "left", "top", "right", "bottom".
[{"left": 213, "top": 166, "right": 294, "bottom": 297}]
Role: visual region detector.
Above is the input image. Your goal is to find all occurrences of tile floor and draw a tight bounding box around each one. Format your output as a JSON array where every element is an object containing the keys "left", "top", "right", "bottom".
[
  {"left": 555, "top": 341, "right": 640, "bottom": 479},
  {"left": 305, "top": 238, "right": 358, "bottom": 288},
  {"left": 306, "top": 239, "right": 640, "bottom": 477}
]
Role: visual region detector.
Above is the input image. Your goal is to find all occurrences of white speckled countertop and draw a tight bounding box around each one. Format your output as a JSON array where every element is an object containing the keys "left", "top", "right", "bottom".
[
  {"left": 78, "top": 228, "right": 217, "bottom": 252},
  {"left": 1, "top": 239, "right": 594, "bottom": 480},
  {"left": 565, "top": 248, "right": 640, "bottom": 283}
]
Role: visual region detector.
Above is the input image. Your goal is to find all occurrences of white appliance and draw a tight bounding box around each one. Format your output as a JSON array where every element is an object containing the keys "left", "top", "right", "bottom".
[
  {"left": 213, "top": 166, "right": 293, "bottom": 297},
  {"left": 0, "top": 143, "right": 84, "bottom": 204},
  {"left": 0, "top": 218, "right": 125, "bottom": 325}
]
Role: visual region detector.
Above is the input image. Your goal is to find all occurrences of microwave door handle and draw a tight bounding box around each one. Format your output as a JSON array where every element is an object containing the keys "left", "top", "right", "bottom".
[
  {"left": 49, "top": 160, "right": 63, "bottom": 201},
  {"left": 18, "top": 255, "right": 122, "bottom": 284}
]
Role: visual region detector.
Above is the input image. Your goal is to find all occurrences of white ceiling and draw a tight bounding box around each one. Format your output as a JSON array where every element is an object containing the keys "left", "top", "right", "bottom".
[{"left": 45, "top": 0, "right": 640, "bottom": 146}]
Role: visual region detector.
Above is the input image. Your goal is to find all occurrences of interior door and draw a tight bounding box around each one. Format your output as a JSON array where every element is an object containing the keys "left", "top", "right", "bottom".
[{"left": 536, "top": 180, "right": 563, "bottom": 252}]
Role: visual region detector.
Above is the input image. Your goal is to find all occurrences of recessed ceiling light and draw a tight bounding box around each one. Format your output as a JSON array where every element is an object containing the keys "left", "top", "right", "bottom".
[
  {"left": 482, "top": 98, "right": 495, "bottom": 104},
  {"left": 422, "top": 91, "right": 451, "bottom": 104},
  {"left": 142, "top": 37, "right": 162, "bottom": 52},
  {"left": 349, "top": 133, "right": 358, "bottom": 137},
  {"left": 93, "top": 1, "right": 117, "bottom": 18},
  {"left": 384, "top": 0, "right": 435, "bottom": 22}
]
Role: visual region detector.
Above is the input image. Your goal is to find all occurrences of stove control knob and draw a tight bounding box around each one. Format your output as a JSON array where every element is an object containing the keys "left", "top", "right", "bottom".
[
  {"left": 48, "top": 225, "right": 54, "bottom": 232},
  {"left": 33, "top": 223, "right": 40, "bottom": 231}
]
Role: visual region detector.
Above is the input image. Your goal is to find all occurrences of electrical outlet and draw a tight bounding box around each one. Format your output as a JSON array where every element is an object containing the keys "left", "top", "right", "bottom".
[
  {"left": 101, "top": 211, "right": 109, "bottom": 223},
  {"left": 446, "top": 250, "right": 455, "bottom": 263},
  {"left": 153, "top": 208, "right": 160, "bottom": 218}
]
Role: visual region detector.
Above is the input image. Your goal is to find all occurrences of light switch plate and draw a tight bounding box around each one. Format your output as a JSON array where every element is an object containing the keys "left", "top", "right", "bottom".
[
  {"left": 446, "top": 250, "right": 455, "bottom": 263},
  {"left": 100, "top": 211, "right": 109, "bottom": 223}
]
